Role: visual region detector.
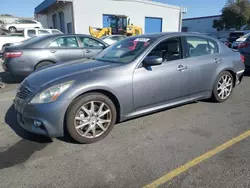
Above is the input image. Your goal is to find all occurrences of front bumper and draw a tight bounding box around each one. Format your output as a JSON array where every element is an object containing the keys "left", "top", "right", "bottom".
[{"left": 15, "top": 98, "right": 70, "bottom": 137}]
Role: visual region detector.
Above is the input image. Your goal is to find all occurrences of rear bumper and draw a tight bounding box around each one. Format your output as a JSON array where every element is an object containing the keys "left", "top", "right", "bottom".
[
  {"left": 2, "top": 58, "right": 34, "bottom": 76},
  {"left": 241, "top": 53, "right": 250, "bottom": 67}
]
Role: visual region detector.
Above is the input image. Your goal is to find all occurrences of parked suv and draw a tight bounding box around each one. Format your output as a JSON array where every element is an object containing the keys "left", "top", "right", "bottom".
[{"left": 1, "top": 19, "right": 43, "bottom": 33}]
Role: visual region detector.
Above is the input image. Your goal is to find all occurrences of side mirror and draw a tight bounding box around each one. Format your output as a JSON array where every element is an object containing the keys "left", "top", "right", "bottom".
[{"left": 143, "top": 56, "right": 163, "bottom": 66}]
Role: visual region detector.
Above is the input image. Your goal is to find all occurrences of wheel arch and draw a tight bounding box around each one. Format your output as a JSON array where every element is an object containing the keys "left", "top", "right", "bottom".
[
  {"left": 65, "top": 89, "right": 121, "bottom": 124},
  {"left": 35, "top": 59, "right": 56, "bottom": 70}
]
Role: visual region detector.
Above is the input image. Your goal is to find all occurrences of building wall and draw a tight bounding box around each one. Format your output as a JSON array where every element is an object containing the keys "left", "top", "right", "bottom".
[
  {"left": 72, "top": 0, "right": 181, "bottom": 34},
  {"left": 36, "top": 3, "right": 73, "bottom": 33},
  {"left": 182, "top": 15, "right": 233, "bottom": 38},
  {"left": 182, "top": 16, "right": 220, "bottom": 33},
  {"left": 36, "top": 14, "right": 48, "bottom": 28}
]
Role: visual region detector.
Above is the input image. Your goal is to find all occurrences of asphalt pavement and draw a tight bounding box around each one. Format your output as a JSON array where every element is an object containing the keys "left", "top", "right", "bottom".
[{"left": 1, "top": 64, "right": 250, "bottom": 188}]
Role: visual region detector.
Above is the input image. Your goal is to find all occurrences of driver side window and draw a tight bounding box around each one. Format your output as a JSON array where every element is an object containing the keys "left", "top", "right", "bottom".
[{"left": 147, "top": 37, "right": 182, "bottom": 62}]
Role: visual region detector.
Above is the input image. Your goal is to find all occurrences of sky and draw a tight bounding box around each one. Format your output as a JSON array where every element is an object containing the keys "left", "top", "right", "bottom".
[{"left": 0, "top": 0, "right": 227, "bottom": 19}]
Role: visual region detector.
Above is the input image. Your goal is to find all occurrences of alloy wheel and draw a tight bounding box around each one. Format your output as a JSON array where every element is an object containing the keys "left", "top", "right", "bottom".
[
  {"left": 74, "top": 101, "right": 112, "bottom": 138},
  {"left": 217, "top": 74, "right": 233, "bottom": 100}
]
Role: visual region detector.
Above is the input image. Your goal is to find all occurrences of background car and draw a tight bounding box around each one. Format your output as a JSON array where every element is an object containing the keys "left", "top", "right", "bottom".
[
  {"left": 227, "top": 31, "right": 249, "bottom": 48},
  {"left": 1, "top": 19, "right": 43, "bottom": 33},
  {"left": 238, "top": 35, "right": 250, "bottom": 67},
  {"left": 2, "top": 34, "right": 108, "bottom": 76},
  {"left": 14, "top": 32, "right": 245, "bottom": 144},
  {"left": 231, "top": 32, "right": 250, "bottom": 50},
  {"left": 100, "top": 35, "right": 127, "bottom": 45}
]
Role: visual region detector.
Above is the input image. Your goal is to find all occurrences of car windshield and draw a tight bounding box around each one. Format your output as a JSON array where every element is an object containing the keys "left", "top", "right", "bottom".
[
  {"left": 95, "top": 37, "right": 154, "bottom": 63},
  {"left": 20, "top": 35, "right": 49, "bottom": 46}
]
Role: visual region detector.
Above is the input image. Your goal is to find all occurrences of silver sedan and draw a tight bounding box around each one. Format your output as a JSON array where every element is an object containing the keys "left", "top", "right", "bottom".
[{"left": 14, "top": 32, "right": 245, "bottom": 144}]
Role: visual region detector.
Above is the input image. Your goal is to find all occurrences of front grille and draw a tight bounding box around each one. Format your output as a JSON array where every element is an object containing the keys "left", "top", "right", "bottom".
[{"left": 16, "top": 81, "right": 33, "bottom": 100}]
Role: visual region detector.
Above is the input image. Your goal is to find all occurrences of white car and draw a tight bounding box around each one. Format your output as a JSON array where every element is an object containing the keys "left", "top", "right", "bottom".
[
  {"left": 100, "top": 35, "right": 127, "bottom": 45},
  {"left": 1, "top": 19, "right": 43, "bottom": 33},
  {"left": 0, "top": 28, "right": 62, "bottom": 55}
]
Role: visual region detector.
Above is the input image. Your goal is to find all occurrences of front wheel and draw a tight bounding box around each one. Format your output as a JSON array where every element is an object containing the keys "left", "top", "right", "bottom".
[
  {"left": 211, "top": 71, "right": 234, "bottom": 102},
  {"left": 8, "top": 27, "right": 17, "bottom": 33},
  {"left": 66, "top": 93, "right": 117, "bottom": 144}
]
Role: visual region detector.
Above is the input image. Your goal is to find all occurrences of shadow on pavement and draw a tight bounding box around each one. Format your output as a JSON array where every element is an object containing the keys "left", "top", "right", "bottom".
[
  {"left": 1, "top": 105, "right": 53, "bottom": 169},
  {"left": 5, "top": 105, "right": 52, "bottom": 143},
  {"left": 0, "top": 139, "right": 49, "bottom": 169},
  {"left": 0, "top": 72, "right": 24, "bottom": 84}
]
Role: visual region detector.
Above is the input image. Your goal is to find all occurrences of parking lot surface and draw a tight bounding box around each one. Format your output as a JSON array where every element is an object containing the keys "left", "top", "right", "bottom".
[{"left": 1, "top": 64, "right": 250, "bottom": 188}]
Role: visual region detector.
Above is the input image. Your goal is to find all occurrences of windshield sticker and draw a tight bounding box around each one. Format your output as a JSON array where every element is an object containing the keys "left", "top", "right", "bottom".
[{"left": 134, "top": 38, "right": 150, "bottom": 42}]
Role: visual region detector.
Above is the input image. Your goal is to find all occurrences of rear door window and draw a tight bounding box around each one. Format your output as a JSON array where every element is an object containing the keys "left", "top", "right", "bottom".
[
  {"left": 49, "top": 37, "right": 79, "bottom": 48},
  {"left": 27, "top": 29, "right": 36, "bottom": 37},
  {"left": 79, "top": 37, "right": 104, "bottom": 48},
  {"left": 185, "top": 36, "right": 219, "bottom": 57}
]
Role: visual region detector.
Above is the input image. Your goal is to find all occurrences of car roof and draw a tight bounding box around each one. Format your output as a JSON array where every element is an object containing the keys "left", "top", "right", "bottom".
[{"left": 127, "top": 32, "right": 216, "bottom": 39}]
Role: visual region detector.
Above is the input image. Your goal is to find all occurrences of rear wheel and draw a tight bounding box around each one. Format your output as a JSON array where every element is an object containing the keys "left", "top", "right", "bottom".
[
  {"left": 8, "top": 27, "right": 17, "bottom": 33},
  {"left": 66, "top": 93, "right": 117, "bottom": 144},
  {"left": 211, "top": 71, "right": 234, "bottom": 102},
  {"left": 35, "top": 61, "right": 54, "bottom": 71}
]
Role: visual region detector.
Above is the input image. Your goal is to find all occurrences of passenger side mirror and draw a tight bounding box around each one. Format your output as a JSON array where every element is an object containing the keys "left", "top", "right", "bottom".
[{"left": 143, "top": 56, "right": 163, "bottom": 66}]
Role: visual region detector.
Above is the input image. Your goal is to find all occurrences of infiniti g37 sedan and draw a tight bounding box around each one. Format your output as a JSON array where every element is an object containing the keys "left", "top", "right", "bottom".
[
  {"left": 2, "top": 34, "right": 108, "bottom": 76},
  {"left": 14, "top": 32, "right": 245, "bottom": 144}
]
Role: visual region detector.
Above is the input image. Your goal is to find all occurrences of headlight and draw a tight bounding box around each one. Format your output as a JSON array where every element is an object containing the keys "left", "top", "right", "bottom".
[{"left": 30, "top": 81, "right": 74, "bottom": 104}]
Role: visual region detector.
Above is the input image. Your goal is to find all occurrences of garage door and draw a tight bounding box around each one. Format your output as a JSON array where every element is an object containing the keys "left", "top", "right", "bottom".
[
  {"left": 145, "top": 17, "right": 162, "bottom": 33},
  {"left": 103, "top": 14, "right": 111, "bottom": 28}
]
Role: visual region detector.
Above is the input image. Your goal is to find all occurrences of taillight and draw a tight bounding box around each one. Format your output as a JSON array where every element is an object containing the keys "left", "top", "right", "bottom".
[
  {"left": 238, "top": 42, "right": 250, "bottom": 49},
  {"left": 4, "top": 52, "right": 23, "bottom": 59},
  {"left": 240, "top": 54, "right": 245, "bottom": 63}
]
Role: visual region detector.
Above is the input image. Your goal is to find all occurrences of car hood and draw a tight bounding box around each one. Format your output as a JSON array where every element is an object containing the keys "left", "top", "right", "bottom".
[{"left": 25, "top": 59, "right": 120, "bottom": 89}]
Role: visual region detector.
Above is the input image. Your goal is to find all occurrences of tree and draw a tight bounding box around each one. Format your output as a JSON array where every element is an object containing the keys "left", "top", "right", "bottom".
[
  {"left": 213, "top": 0, "right": 250, "bottom": 31},
  {"left": 0, "top": 14, "right": 13, "bottom": 17}
]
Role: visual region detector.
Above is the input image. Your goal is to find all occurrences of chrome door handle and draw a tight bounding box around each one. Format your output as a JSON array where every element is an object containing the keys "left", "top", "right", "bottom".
[
  {"left": 50, "top": 50, "right": 57, "bottom": 53},
  {"left": 177, "top": 65, "right": 187, "bottom": 71},
  {"left": 214, "top": 58, "right": 221, "bottom": 63},
  {"left": 86, "top": 50, "right": 91, "bottom": 53}
]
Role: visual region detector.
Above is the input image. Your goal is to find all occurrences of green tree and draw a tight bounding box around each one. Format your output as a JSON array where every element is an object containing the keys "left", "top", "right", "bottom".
[{"left": 213, "top": 0, "right": 250, "bottom": 31}]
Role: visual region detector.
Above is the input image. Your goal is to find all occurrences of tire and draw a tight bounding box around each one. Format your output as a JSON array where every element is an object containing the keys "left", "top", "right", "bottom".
[
  {"left": 211, "top": 71, "right": 234, "bottom": 103},
  {"left": 8, "top": 27, "right": 17, "bottom": 33},
  {"left": 35, "top": 61, "right": 54, "bottom": 71},
  {"left": 66, "top": 93, "right": 117, "bottom": 144}
]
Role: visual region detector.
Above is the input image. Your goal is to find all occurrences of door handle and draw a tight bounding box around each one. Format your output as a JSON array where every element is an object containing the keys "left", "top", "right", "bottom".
[
  {"left": 86, "top": 50, "right": 91, "bottom": 53},
  {"left": 214, "top": 58, "right": 221, "bottom": 63},
  {"left": 176, "top": 65, "right": 188, "bottom": 71},
  {"left": 50, "top": 50, "right": 57, "bottom": 53}
]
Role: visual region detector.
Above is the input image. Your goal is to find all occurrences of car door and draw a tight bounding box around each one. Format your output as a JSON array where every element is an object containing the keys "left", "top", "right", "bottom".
[
  {"left": 183, "top": 36, "right": 220, "bottom": 95},
  {"left": 47, "top": 36, "right": 85, "bottom": 62},
  {"left": 14, "top": 20, "right": 25, "bottom": 30},
  {"left": 133, "top": 37, "right": 189, "bottom": 110},
  {"left": 78, "top": 36, "right": 105, "bottom": 58}
]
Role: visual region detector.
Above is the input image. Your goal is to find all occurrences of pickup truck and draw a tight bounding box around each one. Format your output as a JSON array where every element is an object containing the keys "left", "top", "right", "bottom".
[{"left": 0, "top": 28, "right": 62, "bottom": 52}]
